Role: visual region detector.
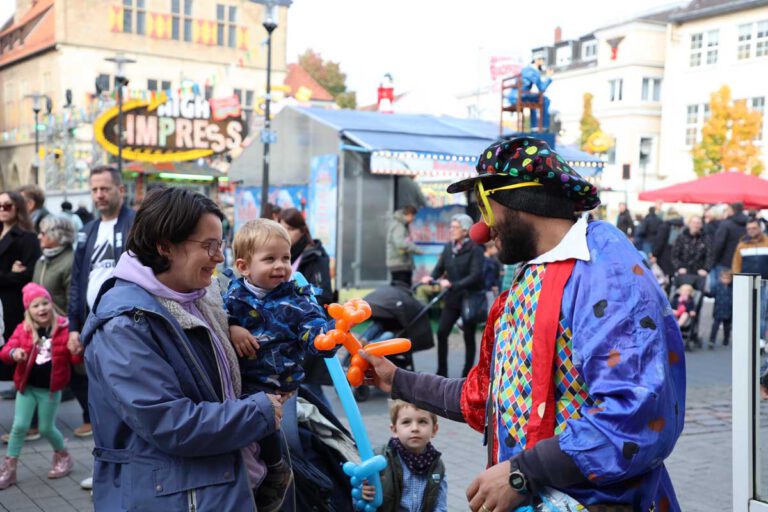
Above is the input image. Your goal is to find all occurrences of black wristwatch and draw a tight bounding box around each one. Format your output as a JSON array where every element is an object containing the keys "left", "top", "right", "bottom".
[{"left": 508, "top": 468, "right": 529, "bottom": 494}]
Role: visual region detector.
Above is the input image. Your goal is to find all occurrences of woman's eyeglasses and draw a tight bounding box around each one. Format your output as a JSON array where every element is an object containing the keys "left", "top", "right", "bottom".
[
  {"left": 0, "top": 202, "right": 14, "bottom": 212},
  {"left": 186, "top": 239, "right": 226, "bottom": 257}
]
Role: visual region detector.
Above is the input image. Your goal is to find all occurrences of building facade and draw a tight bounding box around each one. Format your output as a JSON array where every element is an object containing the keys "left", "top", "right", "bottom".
[
  {"left": 531, "top": 12, "right": 671, "bottom": 198},
  {"left": 0, "top": 0, "right": 288, "bottom": 194},
  {"left": 658, "top": 0, "right": 768, "bottom": 185}
]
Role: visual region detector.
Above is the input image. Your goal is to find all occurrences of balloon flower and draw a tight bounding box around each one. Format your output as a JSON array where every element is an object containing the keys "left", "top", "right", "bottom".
[{"left": 308, "top": 287, "right": 411, "bottom": 511}]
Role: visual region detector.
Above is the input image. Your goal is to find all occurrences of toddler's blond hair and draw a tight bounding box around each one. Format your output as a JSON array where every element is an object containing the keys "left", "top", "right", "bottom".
[
  {"left": 389, "top": 399, "right": 438, "bottom": 426},
  {"left": 233, "top": 218, "right": 291, "bottom": 262}
]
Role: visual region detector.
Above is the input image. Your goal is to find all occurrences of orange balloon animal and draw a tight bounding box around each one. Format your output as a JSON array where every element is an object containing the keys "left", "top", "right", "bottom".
[{"left": 314, "top": 299, "right": 412, "bottom": 387}]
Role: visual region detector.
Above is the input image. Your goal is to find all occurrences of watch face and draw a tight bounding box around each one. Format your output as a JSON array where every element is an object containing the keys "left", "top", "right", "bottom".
[{"left": 510, "top": 472, "right": 526, "bottom": 490}]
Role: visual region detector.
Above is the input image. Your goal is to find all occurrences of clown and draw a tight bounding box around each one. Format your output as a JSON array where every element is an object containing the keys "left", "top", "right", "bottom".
[{"left": 360, "top": 137, "right": 685, "bottom": 512}]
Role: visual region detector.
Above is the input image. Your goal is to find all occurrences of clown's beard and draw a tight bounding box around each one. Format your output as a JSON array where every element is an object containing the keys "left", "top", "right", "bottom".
[{"left": 495, "top": 210, "right": 539, "bottom": 265}]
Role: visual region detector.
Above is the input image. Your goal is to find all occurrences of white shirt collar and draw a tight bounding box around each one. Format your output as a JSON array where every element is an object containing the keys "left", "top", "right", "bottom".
[{"left": 529, "top": 213, "right": 590, "bottom": 265}]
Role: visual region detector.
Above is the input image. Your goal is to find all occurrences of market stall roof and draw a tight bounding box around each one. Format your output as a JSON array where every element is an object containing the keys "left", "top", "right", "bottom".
[
  {"left": 295, "top": 106, "right": 603, "bottom": 177},
  {"left": 638, "top": 171, "right": 768, "bottom": 209}
]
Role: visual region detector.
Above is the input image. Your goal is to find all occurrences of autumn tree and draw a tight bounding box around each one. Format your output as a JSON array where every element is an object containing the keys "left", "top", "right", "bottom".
[
  {"left": 298, "top": 49, "right": 357, "bottom": 109},
  {"left": 580, "top": 93, "right": 600, "bottom": 151},
  {"left": 693, "top": 85, "right": 764, "bottom": 176}
]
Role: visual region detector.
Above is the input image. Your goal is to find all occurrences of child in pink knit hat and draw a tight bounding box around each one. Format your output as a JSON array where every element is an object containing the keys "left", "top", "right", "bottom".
[{"left": 0, "top": 283, "right": 82, "bottom": 490}]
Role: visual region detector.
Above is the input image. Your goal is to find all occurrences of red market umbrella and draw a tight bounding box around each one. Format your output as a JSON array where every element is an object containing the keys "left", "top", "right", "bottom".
[{"left": 638, "top": 172, "right": 768, "bottom": 209}]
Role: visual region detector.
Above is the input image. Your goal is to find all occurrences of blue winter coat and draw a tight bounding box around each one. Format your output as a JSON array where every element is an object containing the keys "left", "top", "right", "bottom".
[
  {"left": 224, "top": 276, "right": 335, "bottom": 394},
  {"left": 82, "top": 279, "right": 276, "bottom": 512}
]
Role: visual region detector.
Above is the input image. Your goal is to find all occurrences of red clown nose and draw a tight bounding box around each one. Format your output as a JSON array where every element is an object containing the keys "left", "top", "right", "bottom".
[{"left": 469, "top": 221, "right": 491, "bottom": 245}]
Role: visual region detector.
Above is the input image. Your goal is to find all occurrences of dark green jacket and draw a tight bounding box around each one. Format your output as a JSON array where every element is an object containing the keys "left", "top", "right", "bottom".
[
  {"left": 33, "top": 246, "right": 74, "bottom": 316},
  {"left": 380, "top": 443, "right": 445, "bottom": 512}
]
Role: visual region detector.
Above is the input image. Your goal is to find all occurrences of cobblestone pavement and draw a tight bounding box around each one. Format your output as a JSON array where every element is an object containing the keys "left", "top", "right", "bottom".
[{"left": 0, "top": 325, "right": 744, "bottom": 511}]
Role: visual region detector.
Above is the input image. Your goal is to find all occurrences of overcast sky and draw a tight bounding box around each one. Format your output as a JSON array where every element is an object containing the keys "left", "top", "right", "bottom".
[{"left": 2, "top": 0, "right": 683, "bottom": 105}]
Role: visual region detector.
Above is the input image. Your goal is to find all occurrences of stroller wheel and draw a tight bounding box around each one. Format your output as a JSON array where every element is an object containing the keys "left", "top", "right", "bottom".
[{"left": 353, "top": 385, "right": 371, "bottom": 402}]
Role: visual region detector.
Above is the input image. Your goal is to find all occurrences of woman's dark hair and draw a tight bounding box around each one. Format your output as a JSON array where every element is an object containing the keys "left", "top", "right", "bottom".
[
  {"left": 126, "top": 187, "right": 224, "bottom": 273},
  {"left": 280, "top": 208, "right": 313, "bottom": 243},
  {"left": 1, "top": 190, "right": 33, "bottom": 231}
]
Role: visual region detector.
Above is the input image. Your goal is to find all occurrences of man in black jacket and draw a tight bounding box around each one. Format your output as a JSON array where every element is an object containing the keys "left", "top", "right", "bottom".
[
  {"left": 708, "top": 202, "right": 748, "bottom": 283},
  {"left": 638, "top": 206, "right": 662, "bottom": 255},
  {"left": 67, "top": 166, "right": 135, "bottom": 444},
  {"left": 615, "top": 202, "right": 633, "bottom": 238}
]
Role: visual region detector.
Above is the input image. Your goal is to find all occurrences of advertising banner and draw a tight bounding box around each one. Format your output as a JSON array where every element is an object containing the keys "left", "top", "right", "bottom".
[
  {"left": 307, "top": 155, "right": 338, "bottom": 259},
  {"left": 234, "top": 185, "right": 308, "bottom": 231}
]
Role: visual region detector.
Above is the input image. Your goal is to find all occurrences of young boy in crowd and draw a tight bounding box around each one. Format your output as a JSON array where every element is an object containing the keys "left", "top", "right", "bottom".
[
  {"left": 363, "top": 400, "right": 447, "bottom": 511},
  {"left": 224, "top": 219, "right": 335, "bottom": 512},
  {"left": 709, "top": 269, "right": 733, "bottom": 349}
]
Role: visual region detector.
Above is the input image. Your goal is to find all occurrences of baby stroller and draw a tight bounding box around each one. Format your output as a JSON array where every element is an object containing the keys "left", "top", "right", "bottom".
[
  {"left": 351, "top": 282, "right": 446, "bottom": 401},
  {"left": 669, "top": 273, "right": 706, "bottom": 351}
]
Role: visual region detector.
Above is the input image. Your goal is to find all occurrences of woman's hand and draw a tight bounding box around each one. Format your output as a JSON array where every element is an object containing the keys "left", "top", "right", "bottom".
[
  {"left": 439, "top": 279, "right": 452, "bottom": 290},
  {"left": 420, "top": 275, "right": 433, "bottom": 285},
  {"left": 358, "top": 349, "right": 397, "bottom": 393},
  {"left": 266, "top": 394, "right": 283, "bottom": 429},
  {"left": 11, "top": 260, "right": 26, "bottom": 273},
  {"left": 229, "top": 325, "right": 260, "bottom": 358},
  {"left": 11, "top": 348, "right": 27, "bottom": 363}
]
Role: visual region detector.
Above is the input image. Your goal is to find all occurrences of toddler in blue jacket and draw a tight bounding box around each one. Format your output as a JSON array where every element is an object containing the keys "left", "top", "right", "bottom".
[{"left": 225, "top": 218, "right": 335, "bottom": 512}]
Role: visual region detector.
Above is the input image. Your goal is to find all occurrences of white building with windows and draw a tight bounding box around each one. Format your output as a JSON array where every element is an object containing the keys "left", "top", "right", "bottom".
[
  {"left": 658, "top": 0, "right": 768, "bottom": 184},
  {"left": 531, "top": 10, "right": 673, "bottom": 198}
]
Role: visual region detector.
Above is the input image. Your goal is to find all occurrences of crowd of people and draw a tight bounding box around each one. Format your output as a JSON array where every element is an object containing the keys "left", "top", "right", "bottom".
[{"left": 615, "top": 200, "right": 766, "bottom": 348}]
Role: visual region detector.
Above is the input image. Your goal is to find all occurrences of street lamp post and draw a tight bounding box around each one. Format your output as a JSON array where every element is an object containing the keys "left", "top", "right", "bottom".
[
  {"left": 260, "top": 2, "right": 278, "bottom": 218},
  {"left": 105, "top": 54, "right": 136, "bottom": 174},
  {"left": 24, "top": 93, "right": 52, "bottom": 185}
]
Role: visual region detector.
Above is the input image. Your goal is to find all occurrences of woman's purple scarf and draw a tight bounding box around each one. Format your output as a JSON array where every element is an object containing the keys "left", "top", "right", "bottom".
[{"left": 114, "top": 253, "right": 237, "bottom": 400}]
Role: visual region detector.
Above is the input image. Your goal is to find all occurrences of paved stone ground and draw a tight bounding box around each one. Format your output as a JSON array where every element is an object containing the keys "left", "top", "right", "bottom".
[{"left": 0, "top": 321, "right": 747, "bottom": 511}]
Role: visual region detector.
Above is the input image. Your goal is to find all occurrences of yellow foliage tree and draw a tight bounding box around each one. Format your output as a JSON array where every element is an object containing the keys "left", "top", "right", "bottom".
[{"left": 693, "top": 85, "right": 764, "bottom": 176}]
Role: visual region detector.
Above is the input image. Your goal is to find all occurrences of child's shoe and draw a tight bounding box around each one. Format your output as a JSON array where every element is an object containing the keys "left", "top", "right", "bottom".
[
  {"left": 48, "top": 450, "right": 74, "bottom": 479},
  {"left": 0, "top": 457, "right": 18, "bottom": 490},
  {"left": 255, "top": 458, "right": 293, "bottom": 512}
]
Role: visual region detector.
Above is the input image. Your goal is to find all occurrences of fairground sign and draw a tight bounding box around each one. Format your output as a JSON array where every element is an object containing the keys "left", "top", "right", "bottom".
[{"left": 93, "top": 93, "right": 247, "bottom": 163}]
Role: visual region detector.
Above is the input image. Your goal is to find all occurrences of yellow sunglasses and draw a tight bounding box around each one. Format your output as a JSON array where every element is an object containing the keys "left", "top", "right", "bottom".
[{"left": 475, "top": 180, "right": 544, "bottom": 228}]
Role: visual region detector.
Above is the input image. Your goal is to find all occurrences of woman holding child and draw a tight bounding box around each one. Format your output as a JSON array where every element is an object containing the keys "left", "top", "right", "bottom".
[{"left": 82, "top": 187, "right": 281, "bottom": 511}]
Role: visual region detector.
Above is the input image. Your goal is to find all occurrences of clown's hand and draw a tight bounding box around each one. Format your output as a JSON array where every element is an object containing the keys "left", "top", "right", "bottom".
[{"left": 358, "top": 349, "right": 397, "bottom": 393}]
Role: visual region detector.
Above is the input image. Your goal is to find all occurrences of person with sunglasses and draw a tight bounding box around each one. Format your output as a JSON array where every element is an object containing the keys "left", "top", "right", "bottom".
[
  {"left": 0, "top": 191, "right": 42, "bottom": 367},
  {"left": 360, "top": 137, "right": 685, "bottom": 512}
]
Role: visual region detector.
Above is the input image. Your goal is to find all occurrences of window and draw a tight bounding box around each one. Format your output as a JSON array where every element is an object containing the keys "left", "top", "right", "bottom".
[
  {"left": 136, "top": 0, "right": 146, "bottom": 35},
  {"left": 205, "top": 85, "right": 213, "bottom": 100},
  {"left": 531, "top": 50, "right": 548, "bottom": 66},
  {"left": 556, "top": 45, "right": 571, "bottom": 66},
  {"left": 233, "top": 88, "right": 242, "bottom": 104},
  {"left": 685, "top": 103, "right": 711, "bottom": 146},
  {"left": 582, "top": 40, "right": 597, "bottom": 60},
  {"left": 685, "top": 104, "right": 699, "bottom": 145},
  {"left": 689, "top": 33, "right": 702, "bottom": 66},
  {"left": 758, "top": 21, "right": 768, "bottom": 57},
  {"left": 184, "top": 0, "right": 193, "bottom": 42},
  {"left": 123, "top": 0, "right": 133, "bottom": 33},
  {"left": 753, "top": 96, "right": 765, "bottom": 139},
  {"left": 148, "top": 79, "right": 158, "bottom": 91},
  {"left": 216, "top": 4, "right": 225, "bottom": 46},
  {"left": 228, "top": 6, "right": 237, "bottom": 48},
  {"left": 96, "top": 73, "right": 110, "bottom": 93},
  {"left": 609, "top": 78, "right": 623, "bottom": 102},
  {"left": 171, "top": 0, "right": 180, "bottom": 40},
  {"left": 641, "top": 78, "right": 661, "bottom": 102},
  {"left": 161, "top": 80, "right": 171, "bottom": 91},
  {"left": 738, "top": 21, "right": 768, "bottom": 59},
  {"left": 706, "top": 29, "right": 719, "bottom": 64},
  {"left": 244, "top": 89, "right": 254, "bottom": 122},
  {"left": 738, "top": 23, "right": 752, "bottom": 59}
]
